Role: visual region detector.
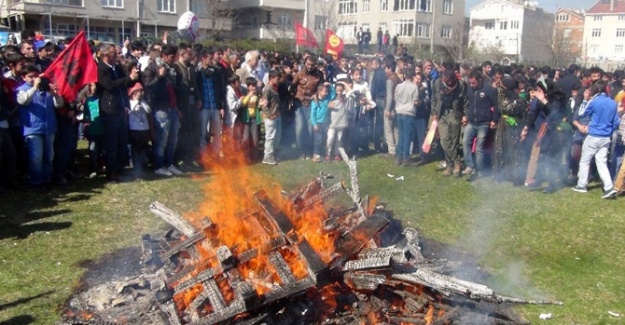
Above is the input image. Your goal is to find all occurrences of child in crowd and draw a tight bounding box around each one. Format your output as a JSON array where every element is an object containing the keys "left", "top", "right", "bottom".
[
  {"left": 17, "top": 65, "right": 64, "bottom": 190},
  {"left": 241, "top": 77, "right": 262, "bottom": 161},
  {"left": 310, "top": 82, "right": 333, "bottom": 162},
  {"left": 354, "top": 91, "right": 376, "bottom": 154},
  {"left": 225, "top": 75, "right": 244, "bottom": 149},
  {"left": 82, "top": 83, "right": 104, "bottom": 178},
  {"left": 327, "top": 82, "right": 355, "bottom": 161},
  {"left": 259, "top": 70, "right": 281, "bottom": 165},
  {"left": 127, "top": 83, "right": 153, "bottom": 177}
]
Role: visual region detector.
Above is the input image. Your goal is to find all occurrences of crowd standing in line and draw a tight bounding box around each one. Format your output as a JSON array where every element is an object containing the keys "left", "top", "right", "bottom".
[{"left": 1, "top": 29, "right": 624, "bottom": 200}]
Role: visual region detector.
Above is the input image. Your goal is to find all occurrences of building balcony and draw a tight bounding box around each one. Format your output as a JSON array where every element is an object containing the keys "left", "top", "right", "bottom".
[
  {"left": 8, "top": 0, "right": 84, "bottom": 8},
  {"left": 231, "top": 23, "right": 295, "bottom": 39},
  {"left": 228, "top": 0, "right": 304, "bottom": 11}
]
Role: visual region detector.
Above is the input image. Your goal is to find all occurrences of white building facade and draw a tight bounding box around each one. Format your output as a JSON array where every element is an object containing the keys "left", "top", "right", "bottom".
[
  {"left": 582, "top": 0, "right": 625, "bottom": 62},
  {"left": 469, "top": 0, "right": 553, "bottom": 64}
]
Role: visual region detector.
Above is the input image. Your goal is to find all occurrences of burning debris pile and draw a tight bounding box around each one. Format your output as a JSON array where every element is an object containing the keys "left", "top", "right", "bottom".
[{"left": 60, "top": 149, "right": 562, "bottom": 325}]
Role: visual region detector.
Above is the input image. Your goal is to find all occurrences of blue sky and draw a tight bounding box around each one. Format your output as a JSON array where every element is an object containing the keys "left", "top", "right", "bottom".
[{"left": 465, "top": 0, "right": 595, "bottom": 14}]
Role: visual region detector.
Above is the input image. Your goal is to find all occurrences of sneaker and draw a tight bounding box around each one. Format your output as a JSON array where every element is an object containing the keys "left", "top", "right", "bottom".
[
  {"left": 312, "top": 155, "right": 322, "bottom": 163},
  {"left": 461, "top": 167, "right": 475, "bottom": 175},
  {"left": 601, "top": 188, "right": 618, "bottom": 199},
  {"left": 437, "top": 161, "right": 447, "bottom": 170},
  {"left": 262, "top": 156, "right": 277, "bottom": 165},
  {"left": 87, "top": 171, "right": 98, "bottom": 179},
  {"left": 334, "top": 155, "right": 341, "bottom": 161},
  {"left": 167, "top": 165, "right": 184, "bottom": 175},
  {"left": 155, "top": 167, "right": 173, "bottom": 176},
  {"left": 325, "top": 156, "right": 331, "bottom": 161},
  {"left": 571, "top": 186, "right": 587, "bottom": 193}
]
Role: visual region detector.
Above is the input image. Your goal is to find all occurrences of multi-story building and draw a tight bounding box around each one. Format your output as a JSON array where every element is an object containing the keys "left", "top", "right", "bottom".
[
  {"left": 0, "top": 0, "right": 231, "bottom": 43},
  {"left": 228, "top": 0, "right": 305, "bottom": 40},
  {"left": 553, "top": 7, "right": 585, "bottom": 62},
  {"left": 469, "top": 0, "right": 554, "bottom": 64},
  {"left": 304, "top": 0, "right": 465, "bottom": 50},
  {"left": 582, "top": 0, "right": 625, "bottom": 62}
]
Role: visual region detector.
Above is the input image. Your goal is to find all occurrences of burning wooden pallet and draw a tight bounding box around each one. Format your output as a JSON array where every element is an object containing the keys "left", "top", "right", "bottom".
[{"left": 60, "top": 149, "right": 562, "bottom": 325}]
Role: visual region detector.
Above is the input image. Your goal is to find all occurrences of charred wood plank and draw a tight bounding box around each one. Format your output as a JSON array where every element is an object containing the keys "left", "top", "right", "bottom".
[
  {"left": 203, "top": 279, "right": 227, "bottom": 311},
  {"left": 297, "top": 238, "right": 328, "bottom": 283},
  {"left": 150, "top": 202, "right": 198, "bottom": 237},
  {"left": 338, "top": 148, "right": 366, "bottom": 219},
  {"left": 332, "top": 212, "right": 390, "bottom": 268},
  {"left": 300, "top": 181, "right": 346, "bottom": 210},
  {"left": 400, "top": 228, "right": 425, "bottom": 262},
  {"left": 160, "top": 232, "right": 206, "bottom": 261},
  {"left": 263, "top": 277, "right": 315, "bottom": 302},
  {"left": 216, "top": 246, "right": 235, "bottom": 270},
  {"left": 254, "top": 191, "right": 294, "bottom": 237},
  {"left": 391, "top": 259, "right": 462, "bottom": 274},
  {"left": 173, "top": 269, "right": 215, "bottom": 294},
  {"left": 190, "top": 299, "right": 246, "bottom": 325},
  {"left": 342, "top": 256, "right": 392, "bottom": 272},
  {"left": 268, "top": 251, "right": 296, "bottom": 284},
  {"left": 358, "top": 247, "right": 407, "bottom": 263},
  {"left": 237, "top": 248, "right": 258, "bottom": 264},
  {"left": 345, "top": 272, "right": 386, "bottom": 291},
  {"left": 160, "top": 303, "right": 182, "bottom": 325}
]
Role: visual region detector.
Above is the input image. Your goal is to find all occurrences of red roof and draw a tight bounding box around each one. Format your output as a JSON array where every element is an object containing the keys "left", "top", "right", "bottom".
[{"left": 587, "top": 0, "right": 625, "bottom": 14}]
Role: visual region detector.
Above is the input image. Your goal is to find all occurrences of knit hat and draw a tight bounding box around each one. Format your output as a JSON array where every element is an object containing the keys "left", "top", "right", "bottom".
[
  {"left": 35, "top": 40, "right": 51, "bottom": 52},
  {"left": 128, "top": 82, "right": 143, "bottom": 96},
  {"left": 501, "top": 77, "right": 518, "bottom": 90}
]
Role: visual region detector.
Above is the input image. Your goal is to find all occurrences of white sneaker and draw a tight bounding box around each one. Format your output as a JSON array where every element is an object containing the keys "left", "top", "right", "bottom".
[
  {"left": 167, "top": 165, "right": 183, "bottom": 175},
  {"left": 155, "top": 167, "right": 173, "bottom": 176}
]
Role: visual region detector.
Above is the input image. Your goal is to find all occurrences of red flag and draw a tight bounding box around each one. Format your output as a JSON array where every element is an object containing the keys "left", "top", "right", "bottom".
[
  {"left": 324, "top": 29, "right": 344, "bottom": 58},
  {"left": 43, "top": 30, "right": 97, "bottom": 103},
  {"left": 295, "top": 22, "right": 318, "bottom": 48}
]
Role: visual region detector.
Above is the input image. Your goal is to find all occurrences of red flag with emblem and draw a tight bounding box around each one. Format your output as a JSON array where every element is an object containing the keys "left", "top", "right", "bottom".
[
  {"left": 43, "top": 30, "right": 97, "bottom": 103},
  {"left": 324, "top": 29, "right": 344, "bottom": 58},
  {"left": 295, "top": 22, "right": 318, "bottom": 48}
]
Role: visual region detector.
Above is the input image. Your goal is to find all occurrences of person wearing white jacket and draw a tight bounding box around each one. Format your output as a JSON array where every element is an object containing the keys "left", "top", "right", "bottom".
[{"left": 225, "top": 75, "right": 245, "bottom": 149}]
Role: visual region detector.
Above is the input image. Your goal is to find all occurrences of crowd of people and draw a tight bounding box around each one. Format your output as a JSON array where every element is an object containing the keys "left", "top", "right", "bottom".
[{"left": 0, "top": 29, "right": 624, "bottom": 199}]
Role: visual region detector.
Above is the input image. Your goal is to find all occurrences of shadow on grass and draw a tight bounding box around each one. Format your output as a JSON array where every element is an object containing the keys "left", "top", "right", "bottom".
[
  {"left": 0, "top": 221, "right": 73, "bottom": 240},
  {"left": 0, "top": 315, "right": 36, "bottom": 325},
  {"left": 0, "top": 291, "right": 55, "bottom": 312}
]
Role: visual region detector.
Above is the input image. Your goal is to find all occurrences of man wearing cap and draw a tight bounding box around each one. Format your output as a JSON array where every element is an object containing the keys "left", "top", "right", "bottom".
[{"left": 34, "top": 41, "right": 53, "bottom": 73}]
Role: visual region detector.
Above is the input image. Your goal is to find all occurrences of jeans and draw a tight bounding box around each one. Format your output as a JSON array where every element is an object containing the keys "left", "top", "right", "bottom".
[
  {"left": 327, "top": 127, "right": 345, "bottom": 156},
  {"left": 54, "top": 119, "right": 77, "bottom": 180},
  {"left": 313, "top": 123, "right": 329, "bottom": 156},
  {"left": 294, "top": 102, "right": 313, "bottom": 156},
  {"left": 25, "top": 133, "right": 55, "bottom": 185},
  {"left": 153, "top": 108, "right": 180, "bottom": 170},
  {"left": 264, "top": 116, "right": 281, "bottom": 159},
  {"left": 373, "top": 99, "right": 385, "bottom": 151},
  {"left": 199, "top": 109, "right": 222, "bottom": 152},
  {"left": 610, "top": 140, "right": 624, "bottom": 180},
  {"left": 396, "top": 114, "right": 415, "bottom": 161},
  {"left": 410, "top": 117, "right": 427, "bottom": 156},
  {"left": 0, "top": 128, "right": 16, "bottom": 183},
  {"left": 101, "top": 112, "right": 128, "bottom": 175},
  {"left": 577, "top": 135, "right": 613, "bottom": 191},
  {"left": 463, "top": 123, "right": 489, "bottom": 171}
]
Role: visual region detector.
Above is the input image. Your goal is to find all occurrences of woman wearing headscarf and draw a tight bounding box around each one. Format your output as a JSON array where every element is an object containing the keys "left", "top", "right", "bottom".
[
  {"left": 521, "top": 79, "right": 568, "bottom": 193},
  {"left": 493, "top": 77, "right": 528, "bottom": 185}
]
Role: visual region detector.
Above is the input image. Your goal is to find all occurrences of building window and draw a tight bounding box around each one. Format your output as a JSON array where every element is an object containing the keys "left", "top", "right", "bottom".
[
  {"left": 499, "top": 21, "right": 507, "bottom": 30},
  {"left": 314, "top": 15, "right": 328, "bottom": 30},
  {"left": 277, "top": 13, "right": 292, "bottom": 29},
  {"left": 485, "top": 21, "right": 495, "bottom": 30},
  {"left": 190, "top": 0, "right": 208, "bottom": 17},
  {"left": 338, "top": 0, "right": 358, "bottom": 14},
  {"left": 47, "top": 0, "right": 83, "bottom": 5},
  {"left": 441, "top": 25, "right": 451, "bottom": 39},
  {"left": 417, "top": 0, "right": 431, "bottom": 12},
  {"left": 619, "top": 15, "right": 625, "bottom": 21},
  {"left": 510, "top": 20, "right": 519, "bottom": 29},
  {"left": 563, "top": 28, "right": 571, "bottom": 37},
  {"left": 337, "top": 21, "right": 357, "bottom": 38},
  {"left": 380, "top": 23, "right": 387, "bottom": 31},
  {"left": 591, "top": 28, "right": 601, "bottom": 37},
  {"left": 394, "top": 0, "right": 415, "bottom": 11},
  {"left": 101, "top": 0, "right": 122, "bottom": 7},
  {"left": 617, "top": 28, "right": 625, "bottom": 37},
  {"left": 392, "top": 19, "right": 414, "bottom": 37},
  {"left": 363, "top": 0, "right": 370, "bottom": 12},
  {"left": 590, "top": 44, "right": 599, "bottom": 53},
  {"left": 593, "top": 15, "right": 602, "bottom": 21},
  {"left": 555, "top": 13, "right": 569, "bottom": 22},
  {"left": 416, "top": 22, "right": 430, "bottom": 38},
  {"left": 380, "top": 0, "right": 388, "bottom": 11},
  {"left": 616, "top": 45, "right": 624, "bottom": 53},
  {"left": 44, "top": 23, "right": 77, "bottom": 37},
  {"left": 157, "top": 0, "right": 175, "bottom": 13},
  {"left": 443, "top": 0, "right": 452, "bottom": 14}
]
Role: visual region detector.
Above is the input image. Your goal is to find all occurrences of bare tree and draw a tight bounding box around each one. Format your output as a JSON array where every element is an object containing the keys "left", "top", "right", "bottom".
[
  {"left": 440, "top": 20, "right": 467, "bottom": 62},
  {"left": 193, "top": 0, "right": 237, "bottom": 41},
  {"left": 310, "top": 0, "right": 343, "bottom": 51},
  {"left": 534, "top": 19, "right": 579, "bottom": 67}
]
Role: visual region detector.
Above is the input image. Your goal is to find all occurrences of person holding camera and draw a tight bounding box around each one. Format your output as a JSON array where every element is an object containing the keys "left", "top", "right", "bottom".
[{"left": 16, "top": 65, "right": 64, "bottom": 191}]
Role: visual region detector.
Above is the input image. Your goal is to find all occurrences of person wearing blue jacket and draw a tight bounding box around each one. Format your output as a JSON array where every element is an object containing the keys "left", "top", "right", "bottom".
[
  {"left": 311, "top": 82, "right": 334, "bottom": 162},
  {"left": 572, "top": 81, "right": 621, "bottom": 198},
  {"left": 16, "top": 65, "right": 64, "bottom": 189}
]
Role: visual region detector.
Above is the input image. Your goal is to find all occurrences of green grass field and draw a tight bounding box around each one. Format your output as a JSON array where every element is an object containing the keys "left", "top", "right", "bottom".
[{"left": 0, "top": 152, "right": 623, "bottom": 325}]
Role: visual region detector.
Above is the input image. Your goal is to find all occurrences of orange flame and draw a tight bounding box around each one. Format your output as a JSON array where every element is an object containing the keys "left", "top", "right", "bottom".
[{"left": 425, "top": 304, "right": 435, "bottom": 325}]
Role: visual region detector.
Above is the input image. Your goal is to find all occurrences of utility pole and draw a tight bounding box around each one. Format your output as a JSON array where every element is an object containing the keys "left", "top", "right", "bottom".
[{"left": 430, "top": 0, "right": 435, "bottom": 56}]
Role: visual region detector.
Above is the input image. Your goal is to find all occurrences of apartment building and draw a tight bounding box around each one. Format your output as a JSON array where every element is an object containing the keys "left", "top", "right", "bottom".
[
  {"left": 469, "top": 0, "right": 553, "bottom": 64},
  {"left": 306, "top": 0, "right": 465, "bottom": 49},
  {"left": 228, "top": 0, "right": 305, "bottom": 40},
  {"left": 582, "top": 0, "right": 625, "bottom": 62},
  {"left": 553, "top": 7, "right": 585, "bottom": 60},
  {"left": 0, "top": 0, "right": 230, "bottom": 43}
]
